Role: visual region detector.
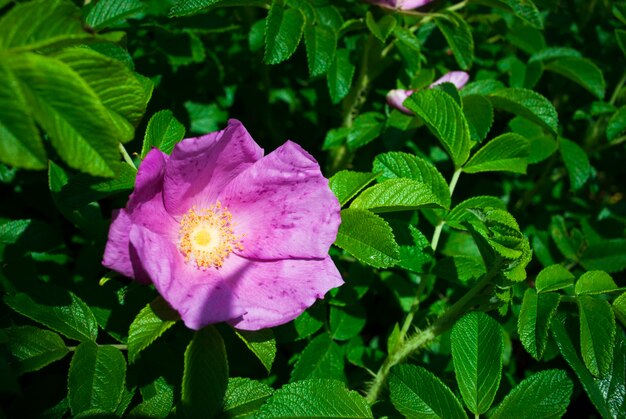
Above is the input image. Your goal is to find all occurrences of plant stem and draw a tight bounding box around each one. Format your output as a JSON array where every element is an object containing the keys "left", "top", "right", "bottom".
[
  {"left": 119, "top": 143, "right": 137, "bottom": 170},
  {"left": 431, "top": 168, "right": 462, "bottom": 250},
  {"left": 365, "top": 262, "right": 501, "bottom": 403},
  {"left": 67, "top": 343, "right": 128, "bottom": 351}
]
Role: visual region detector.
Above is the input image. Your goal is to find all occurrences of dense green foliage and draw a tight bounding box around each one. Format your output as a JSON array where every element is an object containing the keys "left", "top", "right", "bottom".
[{"left": 1, "top": 0, "right": 625, "bottom": 417}]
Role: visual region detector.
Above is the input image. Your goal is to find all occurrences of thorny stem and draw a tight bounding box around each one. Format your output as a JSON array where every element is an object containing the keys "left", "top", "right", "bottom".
[
  {"left": 68, "top": 343, "right": 128, "bottom": 351},
  {"left": 365, "top": 260, "right": 502, "bottom": 403},
  {"left": 119, "top": 143, "right": 137, "bottom": 170},
  {"left": 431, "top": 168, "right": 462, "bottom": 251}
]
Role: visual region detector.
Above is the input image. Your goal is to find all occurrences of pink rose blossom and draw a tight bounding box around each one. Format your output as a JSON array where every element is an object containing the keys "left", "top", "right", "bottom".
[
  {"left": 387, "top": 71, "right": 470, "bottom": 114},
  {"left": 365, "top": 0, "right": 433, "bottom": 10},
  {"left": 103, "top": 119, "right": 343, "bottom": 331}
]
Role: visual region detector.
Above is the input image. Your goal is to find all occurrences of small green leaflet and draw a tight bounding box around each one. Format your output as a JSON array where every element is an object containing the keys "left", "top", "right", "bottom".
[
  {"left": 490, "top": 370, "right": 572, "bottom": 418},
  {"left": 389, "top": 364, "right": 467, "bottom": 419},
  {"left": 141, "top": 110, "right": 186, "bottom": 158},
  {"left": 129, "top": 376, "right": 174, "bottom": 418},
  {"left": 434, "top": 12, "right": 474, "bottom": 70},
  {"left": 404, "top": 88, "right": 472, "bottom": 167},
  {"left": 535, "top": 264, "right": 574, "bottom": 293},
  {"left": 0, "top": 219, "right": 31, "bottom": 244},
  {"left": 85, "top": 0, "right": 144, "bottom": 30},
  {"left": 256, "top": 379, "right": 373, "bottom": 418},
  {"left": 488, "top": 88, "right": 558, "bottom": 135},
  {"left": 614, "top": 292, "right": 626, "bottom": 328},
  {"left": 580, "top": 239, "right": 626, "bottom": 273},
  {"left": 445, "top": 195, "right": 506, "bottom": 230},
  {"left": 0, "top": 326, "right": 69, "bottom": 375},
  {"left": 518, "top": 289, "right": 560, "bottom": 360},
  {"left": 606, "top": 106, "right": 626, "bottom": 142},
  {"left": 304, "top": 24, "right": 337, "bottom": 77},
  {"left": 365, "top": 12, "right": 396, "bottom": 43},
  {"left": 290, "top": 333, "right": 345, "bottom": 382},
  {"left": 330, "top": 303, "right": 366, "bottom": 341},
  {"left": 327, "top": 48, "right": 355, "bottom": 104},
  {"left": 578, "top": 295, "right": 616, "bottom": 377},
  {"left": 68, "top": 342, "right": 127, "bottom": 416},
  {"left": 127, "top": 297, "right": 179, "bottom": 364},
  {"left": 560, "top": 138, "right": 591, "bottom": 191},
  {"left": 222, "top": 377, "right": 274, "bottom": 418},
  {"left": 347, "top": 112, "right": 385, "bottom": 151},
  {"left": 4, "top": 289, "right": 98, "bottom": 342},
  {"left": 170, "top": 0, "right": 267, "bottom": 17},
  {"left": 351, "top": 178, "right": 448, "bottom": 213},
  {"left": 463, "top": 94, "right": 494, "bottom": 142},
  {"left": 451, "top": 312, "right": 503, "bottom": 415},
  {"left": 234, "top": 328, "right": 276, "bottom": 373},
  {"left": 329, "top": 170, "right": 378, "bottom": 206},
  {"left": 334, "top": 208, "right": 400, "bottom": 268},
  {"left": 463, "top": 133, "right": 530, "bottom": 174},
  {"left": 543, "top": 57, "right": 606, "bottom": 99},
  {"left": 575, "top": 271, "right": 618, "bottom": 296},
  {"left": 182, "top": 326, "right": 228, "bottom": 418},
  {"left": 264, "top": 1, "right": 305, "bottom": 65}
]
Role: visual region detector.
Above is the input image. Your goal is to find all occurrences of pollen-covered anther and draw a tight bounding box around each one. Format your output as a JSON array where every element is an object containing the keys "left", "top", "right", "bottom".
[{"left": 178, "top": 202, "right": 243, "bottom": 269}]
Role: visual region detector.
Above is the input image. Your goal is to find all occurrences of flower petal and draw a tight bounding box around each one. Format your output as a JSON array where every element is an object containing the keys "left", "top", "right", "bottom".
[
  {"left": 219, "top": 141, "right": 341, "bottom": 260},
  {"left": 430, "top": 71, "right": 470, "bottom": 90},
  {"left": 129, "top": 225, "right": 247, "bottom": 330},
  {"left": 163, "top": 119, "right": 264, "bottom": 216},
  {"left": 102, "top": 149, "right": 176, "bottom": 282},
  {"left": 224, "top": 255, "right": 343, "bottom": 330},
  {"left": 386, "top": 89, "right": 414, "bottom": 114}
]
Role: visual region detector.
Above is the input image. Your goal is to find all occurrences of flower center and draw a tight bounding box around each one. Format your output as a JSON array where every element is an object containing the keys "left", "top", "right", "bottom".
[{"left": 178, "top": 202, "right": 243, "bottom": 269}]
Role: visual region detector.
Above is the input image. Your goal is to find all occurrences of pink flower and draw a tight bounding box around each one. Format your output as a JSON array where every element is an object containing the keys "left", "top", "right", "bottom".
[
  {"left": 365, "top": 0, "right": 433, "bottom": 10},
  {"left": 103, "top": 119, "right": 343, "bottom": 331},
  {"left": 387, "top": 71, "right": 470, "bottom": 114}
]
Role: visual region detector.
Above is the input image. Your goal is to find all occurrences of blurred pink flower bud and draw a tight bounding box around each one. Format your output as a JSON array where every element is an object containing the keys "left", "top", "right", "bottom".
[
  {"left": 365, "top": 0, "right": 433, "bottom": 11},
  {"left": 386, "top": 71, "right": 470, "bottom": 114}
]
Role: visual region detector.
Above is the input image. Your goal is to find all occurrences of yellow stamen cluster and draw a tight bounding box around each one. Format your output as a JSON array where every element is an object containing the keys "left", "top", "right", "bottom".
[{"left": 178, "top": 202, "right": 243, "bottom": 269}]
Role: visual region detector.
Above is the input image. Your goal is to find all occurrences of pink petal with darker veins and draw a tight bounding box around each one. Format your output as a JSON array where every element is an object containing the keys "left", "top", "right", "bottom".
[
  {"left": 219, "top": 141, "right": 341, "bottom": 261},
  {"left": 430, "top": 71, "right": 470, "bottom": 90},
  {"left": 163, "top": 119, "right": 264, "bottom": 216},
  {"left": 224, "top": 254, "right": 343, "bottom": 330},
  {"left": 129, "top": 225, "right": 247, "bottom": 330}
]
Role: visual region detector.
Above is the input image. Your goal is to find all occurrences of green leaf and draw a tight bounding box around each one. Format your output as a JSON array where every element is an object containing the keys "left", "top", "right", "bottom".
[
  {"left": 264, "top": 1, "right": 305, "bottom": 65},
  {"left": 488, "top": 88, "right": 558, "bottom": 134},
  {"left": 432, "top": 255, "right": 486, "bottom": 285},
  {"left": 404, "top": 89, "right": 472, "bottom": 167},
  {"left": 0, "top": 62, "right": 46, "bottom": 169},
  {"left": 304, "top": 24, "right": 336, "bottom": 77},
  {"left": 434, "top": 12, "right": 474, "bottom": 70},
  {"left": 290, "top": 333, "right": 344, "bottom": 382},
  {"left": 463, "top": 133, "right": 529, "bottom": 174},
  {"left": 330, "top": 304, "right": 366, "bottom": 341},
  {"left": 329, "top": 170, "right": 378, "bottom": 206},
  {"left": 0, "top": 0, "right": 89, "bottom": 52},
  {"left": 451, "top": 312, "right": 503, "bottom": 414},
  {"left": 347, "top": 112, "right": 384, "bottom": 151},
  {"left": 0, "top": 326, "right": 69, "bottom": 375},
  {"left": 129, "top": 376, "right": 174, "bottom": 418},
  {"left": 535, "top": 264, "right": 575, "bottom": 293},
  {"left": 617, "top": 29, "right": 626, "bottom": 57},
  {"left": 518, "top": 289, "right": 560, "bottom": 360},
  {"left": 607, "top": 106, "right": 626, "bottom": 142},
  {"left": 366, "top": 12, "right": 396, "bottom": 43},
  {"left": 490, "top": 370, "right": 572, "bottom": 419},
  {"left": 141, "top": 110, "right": 186, "bottom": 158},
  {"left": 256, "top": 379, "right": 372, "bottom": 418},
  {"left": 445, "top": 196, "right": 506, "bottom": 230},
  {"left": 51, "top": 47, "right": 152, "bottom": 129},
  {"left": 7, "top": 53, "right": 122, "bottom": 177},
  {"left": 578, "top": 295, "right": 616, "bottom": 377},
  {"left": 394, "top": 26, "right": 422, "bottom": 74},
  {"left": 372, "top": 152, "right": 451, "bottom": 208},
  {"left": 389, "top": 364, "right": 468, "bottom": 419},
  {"left": 234, "top": 328, "right": 276, "bottom": 374},
  {"left": 462, "top": 94, "right": 494, "bottom": 142},
  {"left": 544, "top": 57, "right": 605, "bottom": 99},
  {"left": 86, "top": 0, "right": 144, "bottom": 30},
  {"left": 499, "top": 0, "right": 543, "bottom": 28},
  {"left": 351, "top": 178, "right": 447, "bottom": 213},
  {"left": 0, "top": 219, "right": 31, "bottom": 244},
  {"left": 575, "top": 271, "right": 618, "bottom": 296},
  {"left": 68, "top": 342, "right": 126, "bottom": 415},
  {"left": 614, "top": 292, "right": 626, "bottom": 328},
  {"left": 4, "top": 290, "right": 98, "bottom": 342},
  {"left": 127, "top": 298, "right": 179, "bottom": 364},
  {"left": 182, "top": 326, "right": 228, "bottom": 418},
  {"left": 551, "top": 314, "right": 616, "bottom": 418},
  {"left": 560, "top": 138, "right": 591, "bottom": 191},
  {"left": 222, "top": 377, "right": 274, "bottom": 418},
  {"left": 580, "top": 239, "right": 626, "bottom": 273},
  {"left": 327, "top": 48, "right": 355, "bottom": 104},
  {"left": 170, "top": 0, "right": 267, "bottom": 16},
  {"left": 335, "top": 208, "right": 400, "bottom": 268}
]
